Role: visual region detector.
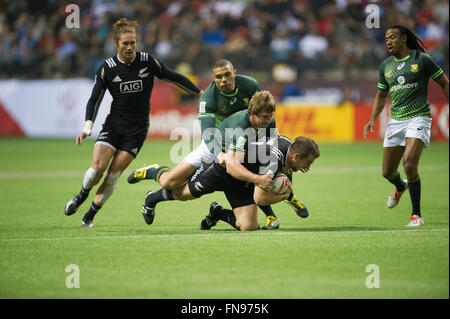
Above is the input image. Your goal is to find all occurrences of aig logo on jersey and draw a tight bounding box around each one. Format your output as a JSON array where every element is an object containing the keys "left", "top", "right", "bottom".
[{"left": 120, "top": 80, "right": 143, "bottom": 94}]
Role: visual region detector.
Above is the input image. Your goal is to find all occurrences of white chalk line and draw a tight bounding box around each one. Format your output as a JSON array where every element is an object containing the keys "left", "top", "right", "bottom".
[
  {"left": 1, "top": 228, "right": 447, "bottom": 243},
  {"left": 0, "top": 164, "right": 447, "bottom": 179}
]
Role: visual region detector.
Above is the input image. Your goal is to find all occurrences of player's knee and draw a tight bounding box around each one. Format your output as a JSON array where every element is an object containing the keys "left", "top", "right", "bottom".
[
  {"left": 236, "top": 217, "right": 258, "bottom": 231},
  {"left": 238, "top": 221, "right": 258, "bottom": 231},
  {"left": 159, "top": 176, "right": 181, "bottom": 190},
  {"left": 172, "top": 186, "right": 193, "bottom": 201},
  {"left": 253, "top": 193, "right": 265, "bottom": 206},
  {"left": 403, "top": 160, "right": 418, "bottom": 179},
  {"left": 382, "top": 168, "right": 396, "bottom": 180},
  {"left": 92, "top": 161, "right": 108, "bottom": 173}
]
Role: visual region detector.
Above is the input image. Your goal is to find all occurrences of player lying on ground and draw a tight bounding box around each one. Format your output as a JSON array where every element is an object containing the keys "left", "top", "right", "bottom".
[
  {"left": 142, "top": 134, "right": 319, "bottom": 231},
  {"left": 129, "top": 81, "right": 309, "bottom": 229},
  {"left": 363, "top": 24, "right": 448, "bottom": 227},
  {"left": 139, "top": 91, "right": 319, "bottom": 230}
]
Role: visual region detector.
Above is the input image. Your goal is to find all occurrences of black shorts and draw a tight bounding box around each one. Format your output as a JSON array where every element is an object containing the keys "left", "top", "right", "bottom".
[
  {"left": 188, "top": 162, "right": 255, "bottom": 209},
  {"left": 95, "top": 116, "right": 148, "bottom": 157}
]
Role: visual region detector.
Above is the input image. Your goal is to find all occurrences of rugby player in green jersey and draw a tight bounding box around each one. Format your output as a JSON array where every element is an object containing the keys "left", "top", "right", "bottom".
[
  {"left": 140, "top": 91, "right": 319, "bottom": 231},
  {"left": 128, "top": 60, "right": 309, "bottom": 229},
  {"left": 363, "top": 25, "right": 449, "bottom": 227}
]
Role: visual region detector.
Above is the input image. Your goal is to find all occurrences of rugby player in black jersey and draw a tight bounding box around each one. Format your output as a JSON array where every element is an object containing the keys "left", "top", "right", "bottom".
[
  {"left": 64, "top": 18, "right": 203, "bottom": 227},
  {"left": 140, "top": 91, "right": 320, "bottom": 231}
]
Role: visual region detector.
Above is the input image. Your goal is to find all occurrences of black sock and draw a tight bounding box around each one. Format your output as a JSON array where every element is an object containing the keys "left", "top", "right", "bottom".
[
  {"left": 84, "top": 202, "right": 101, "bottom": 221},
  {"left": 211, "top": 205, "right": 237, "bottom": 229},
  {"left": 146, "top": 188, "right": 174, "bottom": 206},
  {"left": 287, "top": 192, "right": 294, "bottom": 201},
  {"left": 259, "top": 205, "right": 276, "bottom": 218},
  {"left": 78, "top": 187, "right": 91, "bottom": 202},
  {"left": 408, "top": 179, "right": 421, "bottom": 216},
  {"left": 388, "top": 173, "right": 406, "bottom": 192}
]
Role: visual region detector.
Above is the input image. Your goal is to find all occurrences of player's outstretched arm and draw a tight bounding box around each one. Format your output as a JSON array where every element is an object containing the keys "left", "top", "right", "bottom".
[{"left": 363, "top": 90, "right": 388, "bottom": 139}]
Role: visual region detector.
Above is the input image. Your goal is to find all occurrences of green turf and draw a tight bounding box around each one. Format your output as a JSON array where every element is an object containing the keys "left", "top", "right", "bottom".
[{"left": 0, "top": 138, "right": 448, "bottom": 298}]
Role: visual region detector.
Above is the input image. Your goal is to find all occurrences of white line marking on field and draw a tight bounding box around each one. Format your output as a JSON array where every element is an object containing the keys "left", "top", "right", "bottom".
[
  {"left": 0, "top": 171, "right": 85, "bottom": 179},
  {"left": 1, "top": 228, "right": 447, "bottom": 243},
  {"left": 0, "top": 164, "right": 447, "bottom": 179}
]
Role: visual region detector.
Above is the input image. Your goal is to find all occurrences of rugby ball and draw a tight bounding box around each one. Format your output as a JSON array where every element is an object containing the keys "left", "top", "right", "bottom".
[{"left": 271, "top": 173, "right": 292, "bottom": 195}]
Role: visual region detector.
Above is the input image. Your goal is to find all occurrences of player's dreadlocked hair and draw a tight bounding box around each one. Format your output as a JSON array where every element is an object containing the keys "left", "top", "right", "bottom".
[
  {"left": 386, "top": 25, "right": 427, "bottom": 57},
  {"left": 113, "top": 18, "right": 138, "bottom": 41}
]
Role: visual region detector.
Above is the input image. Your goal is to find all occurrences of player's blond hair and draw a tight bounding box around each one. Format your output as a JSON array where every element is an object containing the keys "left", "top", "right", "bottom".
[
  {"left": 248, "top": 90, "right": 276, "bottom": 115},
  {"left": 113, "top": 18, "right": 138, "bottom": 41}
]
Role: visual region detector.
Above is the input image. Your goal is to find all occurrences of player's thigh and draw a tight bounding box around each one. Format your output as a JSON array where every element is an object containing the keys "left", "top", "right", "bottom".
[
  {"left": 233, "top": 204, "right": 258, "bottom": 231},
  {"left": 92, "top": 143, "right": 116, "bottom": 172},
  {"left": 120, "top": 123, "right": 149, "bottom": 158},
  {"left": 108, "top": 150, "right": 135, "bottom": 174},
  {"left": 160, "top": 160, "right": 197, "bottom": 189},
  {"left": 402, "top": 137, "right": 424, "bottom": 176},
  {"left": 403, "top": 138, "right": 424, "bottom": 163},
  {"left": 382, "top": 146, "right": 404, "bottom": 178},
  {"left": 187, "top": 163, "right": 224, "bottom": 198}
]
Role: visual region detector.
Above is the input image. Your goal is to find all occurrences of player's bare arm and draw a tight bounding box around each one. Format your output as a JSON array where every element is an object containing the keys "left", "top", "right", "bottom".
[
  {"left": 253, "top": 183, "right": 292, "bottom": 206},
  {"left": 363, "top": 89, "right": 388, "bottom": 139},
  {"left": 225, "top": 149, "right": 274, "bottom": 192},
  {"left": 435, "top": 74, "right": 449, "bottom": 101}
]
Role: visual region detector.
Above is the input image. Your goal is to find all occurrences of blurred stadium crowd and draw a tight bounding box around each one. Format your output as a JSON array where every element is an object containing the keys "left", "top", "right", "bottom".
[{"left": 0, "top": 0, "right": 448, "bottom": 81}]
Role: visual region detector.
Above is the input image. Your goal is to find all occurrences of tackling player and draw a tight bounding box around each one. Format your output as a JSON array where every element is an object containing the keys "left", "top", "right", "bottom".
[
  {"left": 363, "top": 25, "right": 449, "bottom": 227},
  {"left": 128, "top": 60, "right": 309, "bottom": 229},
  {"left": 140, "top": 91, "right": 319, "bottom": 230},
  {"left": 64, "top": 18, "right": 202, "bottom": 227}
]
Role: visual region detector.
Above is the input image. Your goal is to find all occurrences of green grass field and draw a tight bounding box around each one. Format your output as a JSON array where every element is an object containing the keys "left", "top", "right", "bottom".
[{"left": 0, "top": 138, "right": 448, "bottom": 299}]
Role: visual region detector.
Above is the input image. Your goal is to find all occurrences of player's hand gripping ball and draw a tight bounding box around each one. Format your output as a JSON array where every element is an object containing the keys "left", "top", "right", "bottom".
[{"left": 271, "top": 173, "right": 292, "bottom": 195}]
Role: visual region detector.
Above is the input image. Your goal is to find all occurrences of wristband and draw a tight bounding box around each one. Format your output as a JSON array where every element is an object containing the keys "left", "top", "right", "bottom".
[{"left": 82, "top": 120, "right": 93, "bottom": 135}]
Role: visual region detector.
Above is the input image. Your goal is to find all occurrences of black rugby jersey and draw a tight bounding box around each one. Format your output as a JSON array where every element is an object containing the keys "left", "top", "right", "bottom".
[
  {"left": 85, "top": 52, "right": 201, "bottom": 124},
  {"left": 245, "top": 135, "right": 292, "bottom": 177}
]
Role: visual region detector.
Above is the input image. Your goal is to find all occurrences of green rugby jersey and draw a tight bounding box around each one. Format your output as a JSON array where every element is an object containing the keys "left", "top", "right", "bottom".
[
  {"left": 378, "top": 50, "right": 444, "bottom": 121},
  {"left": 198, "top": 74, "right": 261, "bottom": 134},
  {"left": 207, "top": 109, "right": 277, "bottom": 159}
]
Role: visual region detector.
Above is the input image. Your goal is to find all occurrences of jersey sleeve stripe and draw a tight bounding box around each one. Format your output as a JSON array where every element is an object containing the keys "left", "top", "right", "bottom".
[
  {"left": 198, "top": 113, "right": 216, "bottom": 118},
  {"left": 271, "top": 147, "right": 283, "bottom": 161},
  {"left": 377, "top": 83, "right": 388, "bottom": 90},
  {"left": 164, "top": 79, "right": 199, "bottom": 95},
  {"left": 279, "top": 136, "right": 291, "bottom": 144},
  {"left": 153, "top": 57, "right": 162, "bottom": 72},
  {"left": 92, "top": 89, "right": 106, "bottom": 122},
  {"left": 431, "top": 69, "right": 444, "bottom": 80},
  {"left": 141, "top": 52, "right": 148, "bottom": 61},
  {"left": 105, "top": 58, "right": 116, "bottom": 68}
]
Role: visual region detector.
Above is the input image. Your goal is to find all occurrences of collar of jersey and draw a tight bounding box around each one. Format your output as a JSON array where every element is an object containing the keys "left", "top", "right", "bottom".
[
  {"left": 394, "top": 54, "right": 410, "bottom": 62},
  {"left": 219, "top": 87, "right": 239, "bottom": 97},
  {"left": 284, "top": 144, "right": 291, "bottom": 167},
  {"left": 116, "top": 52, "right": 136, "bottom": 64}
]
